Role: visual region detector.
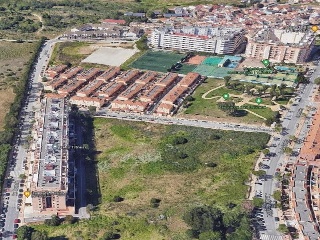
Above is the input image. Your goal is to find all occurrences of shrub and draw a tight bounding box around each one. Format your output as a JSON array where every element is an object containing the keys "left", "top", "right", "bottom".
[
  {"left": 113, "top": 196, "right": 124, "bottom": 202},
  {"left": 206, "top": 162, "right": 217, "bottom": 168},
  {"left": 172, "top": 136, "right": 188, "bottom": 145},
  {"left": 65, "top": 215, "right": 76, "bottom": 224},
  {"left": 150, "top": 198, "right": 161, "bottom": 208}
]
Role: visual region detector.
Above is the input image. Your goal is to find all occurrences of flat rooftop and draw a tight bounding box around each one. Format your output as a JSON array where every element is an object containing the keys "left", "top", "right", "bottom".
[{"left": 36, "top": 97, "right": 69, "bottom": 190}]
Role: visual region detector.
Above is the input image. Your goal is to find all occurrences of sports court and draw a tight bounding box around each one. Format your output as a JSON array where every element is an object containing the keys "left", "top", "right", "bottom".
[
  {"left": 130, "top": 51, "right": 196, "bottom": 73},
  {"left": 192, "top": 56, "right": 231, "bottom": 78},
  {"left": 231, "top": 72, "right": 297, "bottom": 87}
]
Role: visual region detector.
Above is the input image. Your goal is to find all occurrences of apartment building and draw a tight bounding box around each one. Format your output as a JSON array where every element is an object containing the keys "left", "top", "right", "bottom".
[
  {"left": 115, "top": 70, "right": 140, "bottom": 85},
  {"left": 31, "top": 95, "right": 74, "bottom": 215},
  {"left": 245, "top": 28, "right": 315, "bottom": 63},
  {"left": 151, "top": 27, "right": 245, "bottom": 54}
]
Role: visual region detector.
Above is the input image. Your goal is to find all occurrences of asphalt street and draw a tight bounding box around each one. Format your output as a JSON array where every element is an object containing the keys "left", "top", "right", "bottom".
[
  {"left": 1, "top": 38, "right": 58, "bottom": 239},
  {"left": 95, "top": 109, "right": 273, "bottom": 133},
  {"left": 258, "top": 65, "right": 320, "bottom": 239}
]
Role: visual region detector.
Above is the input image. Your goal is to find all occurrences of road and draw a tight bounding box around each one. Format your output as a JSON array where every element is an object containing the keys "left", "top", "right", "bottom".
[
  {"left": 95, "top": 110, "right": 273, "bottom": 133},
  {"left": 1, "top": 38, "right": 58, "bottom": 239},
  {"left": 257, "top": 65, "right": 320, "bottom": 239}
]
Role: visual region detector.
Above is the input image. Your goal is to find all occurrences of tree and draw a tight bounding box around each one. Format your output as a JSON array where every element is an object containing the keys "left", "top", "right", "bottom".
[
  {"left": 262, "top": 85, "right": 269, "bottom": 94},
  {"left": 19, "top": 173, "right": 27, "bottom": 179},
  {"left": 262, "top": 149, "right": 270, "bottom": 156},
  {"left": 199, "top": 231, "right": 222, "bottom": 240},
  {"left": 252, "top": 197, "right": 264, "bottom": 207},
  {"left": 113, "top": 196, "right": 124, "bottom": 202},
  {"left": 315, "top": 77, "right": 320, "bottom": 85},
  {"left": 226, "top": 217, "right": 252, "bottom": 240},
  {"left": 289, "top": 135, "right": 298, "bottom": 142},
  {"left": 65, "top": 215, "right": 75, "bottom": 224},
  {"left": 150, "top": 198, "right": 161, "bottom": 208},
  {"left": 265, "top": 117, "right": 275, "bottom": 126},
  {"left": 218, "top": 102, "right": 236, "bottom": 115},
  {"left": 185, "top": 95, "right": 195, "bottom": 101},
  {"left": 223, "top": 210, "right": 241, "bottom": 229},
  {"left": 273, "top": 190, "right": 282, "bottom": 202},
  {"left": 224, "top": 76, "right": 231, "bottom": 87},
  {"left": 172, "top": 136, "right": 188, "bottom": 145},
  {"left": 252, "top": 170, "right": 266, "bottom": 177},
  {"left": 17, "top": 226, "right": 34, "bottom": 240},
  {"left": 88, "top": 106, "right": 96, "bottom": 115},
  {"left": 283, "top": 147, "right": 293, "bottom": 155},
  {"left": 277, "top": 224, "right": 289, "bottom": 234},
  {"left": 31, "top": 231, "right": 48, "bottom": 240},
  {"left": 102, "top": 232, "right": 113, "bottom": 240},
  {"left": 44, "top": 215, "right": 60, "bottom": 226},
  {"left": 183, "top": 206, "right": 223, "bottom": 233}
]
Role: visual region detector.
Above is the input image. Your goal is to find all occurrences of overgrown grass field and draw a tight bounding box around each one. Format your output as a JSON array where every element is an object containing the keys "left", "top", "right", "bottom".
[
  {"left": 0, "top": 41, "right": 38, "bottom": 129},
  {"left": 33, "top": 118, "right": 269, "bottom": 240}
]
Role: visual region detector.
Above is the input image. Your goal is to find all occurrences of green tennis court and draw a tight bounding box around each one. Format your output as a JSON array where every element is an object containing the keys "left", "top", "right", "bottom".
[
  {"left": 202, "top": 57, "right": 223, "bottom": 66},
  {"left": 130, "top": 51, "right": 184, "bottom": 73}
]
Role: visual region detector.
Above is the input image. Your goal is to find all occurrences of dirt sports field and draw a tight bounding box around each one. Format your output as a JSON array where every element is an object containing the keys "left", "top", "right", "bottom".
[{"left": 186, "top": 55, "right": 206, "bottom": 65}]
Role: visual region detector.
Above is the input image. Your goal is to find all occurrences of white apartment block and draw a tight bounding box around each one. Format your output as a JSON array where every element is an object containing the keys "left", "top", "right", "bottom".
[
  {"left": 150, "top": 27, "right": 245, "bottom": 54},
  {"left": 245, "top": 28, "right": 315, "bottom": 63}
]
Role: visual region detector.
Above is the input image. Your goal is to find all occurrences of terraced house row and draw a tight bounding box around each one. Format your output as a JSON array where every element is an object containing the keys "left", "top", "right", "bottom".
[{"left": 44, "top": 66, "right": 204, "bottom": 115}]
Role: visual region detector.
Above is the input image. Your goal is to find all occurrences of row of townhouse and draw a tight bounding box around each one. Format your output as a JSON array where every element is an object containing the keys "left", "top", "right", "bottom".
[
  {"left": 110, "top": 72, "right": 179, "bottom": 113},
  {"left": 44, "top": 65, "right": 204, "bottom": 115},
  {"left": 155, "top": 72, "right": 202, "bottom": 115},
  {"left": 286, "top": 108, "right": 320, "bottom": 239}
]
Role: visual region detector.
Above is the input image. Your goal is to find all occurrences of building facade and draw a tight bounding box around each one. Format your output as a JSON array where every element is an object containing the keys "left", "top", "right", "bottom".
[
  {"left": 31, "top": 95, "right": 74, "bottom": 216},
  {"left": 150, "top": 27, "right": 245, "bottom": 54},
  {"left": 245, "top": 28, "right": 315, "bottom": 63}
]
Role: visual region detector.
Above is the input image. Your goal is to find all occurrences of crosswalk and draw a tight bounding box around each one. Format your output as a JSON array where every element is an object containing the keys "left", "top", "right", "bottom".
[{"left": 260, "top": 234, "right": 283, "bottom": 240}]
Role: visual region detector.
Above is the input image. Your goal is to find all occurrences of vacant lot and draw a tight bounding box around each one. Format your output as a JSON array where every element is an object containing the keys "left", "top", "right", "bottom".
[
  {"left": 33, "top": 118, "right": 269, "bottom": 240},
  {"left": 50, "top": 42, "right": 93, "bottom": 66},
  {"left": 82, "top": 47, "right": 139, "bottom": 66},
  {"left": 0, "top": 41, "right": 38, "bottom": 129}
]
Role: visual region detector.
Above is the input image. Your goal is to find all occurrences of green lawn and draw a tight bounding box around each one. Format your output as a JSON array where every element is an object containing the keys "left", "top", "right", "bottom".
[
  {"left": 182, "top": 79, "right": 267, "bottom": 124},
  {"left": 242, "top": 104, "right": 276, "bottom": 119},
  {"left": 31, "top": 118, "right": 270, "bottom": 240}
]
